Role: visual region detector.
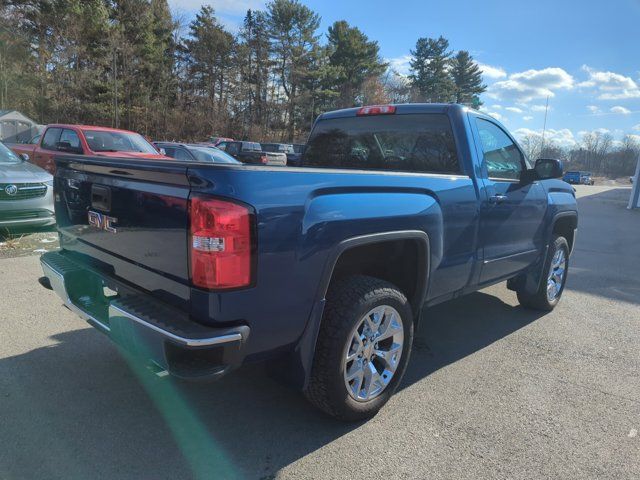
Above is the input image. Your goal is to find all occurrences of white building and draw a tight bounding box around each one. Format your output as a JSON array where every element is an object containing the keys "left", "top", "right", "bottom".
[{"left": 0, "top": 110, "right": 41, "bottom": 143}]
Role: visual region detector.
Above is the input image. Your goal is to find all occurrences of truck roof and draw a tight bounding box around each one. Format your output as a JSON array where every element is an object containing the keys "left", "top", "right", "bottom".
[{"left": 318, "top": 103, "right": 465, "bottom": 120}]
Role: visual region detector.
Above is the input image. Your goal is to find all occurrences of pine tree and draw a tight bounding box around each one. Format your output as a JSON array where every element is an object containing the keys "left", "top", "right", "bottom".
[
  {"left": 266, "top": 0, "right": 321, "bottom": 141},
  {"left": 409, "top": 36, "right": 454, "bottom": 103},
  {"left": 238, "top": 9, "right": 272, "bottom": 137},
  {"left": 326, "top": 20, "right": 387, "bottom": 108},
  {"left": 450, "top": 50, "right": 486, "bottom": 108},
  {"left": 181, "top": 5, "right": 234, "bottom": 133}
]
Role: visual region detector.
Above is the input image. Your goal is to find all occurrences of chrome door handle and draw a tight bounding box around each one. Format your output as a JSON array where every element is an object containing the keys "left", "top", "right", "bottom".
[{"left": 489, "top": 194, "right": 508, "bottom": 204}]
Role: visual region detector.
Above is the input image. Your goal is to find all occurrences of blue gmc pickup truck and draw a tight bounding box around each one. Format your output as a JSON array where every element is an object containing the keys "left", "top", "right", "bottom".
[{"left": 40, "top": 104, "right": 577, "bottom": 421}]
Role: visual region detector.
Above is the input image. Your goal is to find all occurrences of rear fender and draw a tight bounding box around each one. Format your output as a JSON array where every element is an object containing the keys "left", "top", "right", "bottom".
[{"left": 291, "top": 230, "right": 431, "bottom": 391}]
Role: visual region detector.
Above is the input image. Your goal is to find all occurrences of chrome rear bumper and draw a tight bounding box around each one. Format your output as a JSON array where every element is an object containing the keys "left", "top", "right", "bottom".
[{"left": 40, "top": 251, "right": 249, "bottom": 379}]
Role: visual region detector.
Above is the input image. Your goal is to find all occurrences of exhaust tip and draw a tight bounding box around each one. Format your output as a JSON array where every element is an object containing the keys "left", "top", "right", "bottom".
[{"left": 38, "top": 276, "right": 53, "bottom": 290}]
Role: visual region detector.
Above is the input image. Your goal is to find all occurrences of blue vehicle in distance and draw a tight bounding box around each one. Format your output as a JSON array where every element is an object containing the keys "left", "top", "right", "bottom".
[
  {"left": 563, "top": 170, "right": 594, "bottom": 185},
  {"left": 39, "top": 104, "right": 577, "bottom": 421}
]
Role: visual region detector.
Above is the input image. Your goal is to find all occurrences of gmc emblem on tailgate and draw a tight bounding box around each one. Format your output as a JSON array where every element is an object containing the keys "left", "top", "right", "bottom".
[{"left": 88, "top": 210, "right": 118, "bottom": 233}]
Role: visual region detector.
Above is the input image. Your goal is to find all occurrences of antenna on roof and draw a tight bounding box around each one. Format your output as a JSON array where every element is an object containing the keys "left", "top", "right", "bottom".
[{"left": 541, "top": 95, "right": 549, "bottom": 153}]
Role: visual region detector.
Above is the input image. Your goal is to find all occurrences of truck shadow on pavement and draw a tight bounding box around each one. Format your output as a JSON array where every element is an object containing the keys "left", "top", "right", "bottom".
[{"left": 1, "top": 291, "right": 544, "bottom": 480}]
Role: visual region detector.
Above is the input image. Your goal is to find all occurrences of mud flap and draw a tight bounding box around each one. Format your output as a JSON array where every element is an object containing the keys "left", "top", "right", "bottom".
[{"left": 507, "top": 244, "right": 549, "bottom": 295}]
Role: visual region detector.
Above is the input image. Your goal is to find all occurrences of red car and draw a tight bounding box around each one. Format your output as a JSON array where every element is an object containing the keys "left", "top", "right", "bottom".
[{"left": 10, "top": 124, "right": 169, "bottom": 173}]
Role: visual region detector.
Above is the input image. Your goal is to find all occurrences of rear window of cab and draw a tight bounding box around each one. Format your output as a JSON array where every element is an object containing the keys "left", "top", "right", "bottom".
[{"left": 303, "top": 113, "right": 460, "bottom": 174}]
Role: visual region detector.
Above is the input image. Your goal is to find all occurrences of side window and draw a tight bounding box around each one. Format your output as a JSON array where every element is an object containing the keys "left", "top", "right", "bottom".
[
  {"left": 59, "top": 129, "right": 82, "bottom": 151},
  {"left": 476, "top": 118, "right": 524, "bottom": 180},
  {"left": 162, "top": 147, "right": 176, "bottom": 157},
  {"left": 41, "top": 128, "right": 62, "bottom": 150},
  {"left": 174, "top": 148, "right": 193, "bottom": 161},
  {"left": 226, "top": 142, "right": 240, "bottom": 156}
]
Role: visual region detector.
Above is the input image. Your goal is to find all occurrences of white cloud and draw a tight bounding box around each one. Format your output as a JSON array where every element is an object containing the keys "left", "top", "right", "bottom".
[
  {"left": 489, "top": 104, "right": 503, "bottom": 110},
  {"left": 505, "top": 106, "right": 523, "bottom": 114},
  {"left": 610, "top": 106, "right": 631, "bottom": 115},
  {"left": 386, "top": 54, "right": 412, "bottom": 76},
  {"left": 577, "top": 128, "right": 611, "bottom": 138},
  {"left": 477, "top": 63, "right": 507, "bottom": 80},
  {"left": 579, "top": 65, "right": 640, "bottom": 100},
  {"left": 487, "top": 67, "right": 574, "bottom": 103},
  {"left": 514, "top": 127, "right": 577, "bottom": 149},
  {"left": 634, "top": 124, "right": 640, "bottom": 131},
  {"left": 523, "top": 116, "right": 533, "bottom": 121},
  {"left": 168, "top": 0, "right": 265, "bottom": 15},
  {"left": 586, "top": 105, "right": 601, "bottom": 114}
]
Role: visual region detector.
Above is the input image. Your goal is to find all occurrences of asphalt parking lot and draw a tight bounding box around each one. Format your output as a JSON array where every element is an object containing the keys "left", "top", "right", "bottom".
[{"left": 0, "top": 185, "right": 638, "bottom": 480}]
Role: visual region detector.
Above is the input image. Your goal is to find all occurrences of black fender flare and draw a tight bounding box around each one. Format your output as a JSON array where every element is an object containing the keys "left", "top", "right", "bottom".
[
  {"left": 549, "top": 210, "right": 578, "bottom": 255},
  {"left": 291, "top": 230, "right": 431, "bottom": 390}
]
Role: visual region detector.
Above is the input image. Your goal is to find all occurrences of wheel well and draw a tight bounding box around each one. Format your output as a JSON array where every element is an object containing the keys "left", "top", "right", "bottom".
[
  {"left": 329, "top": 239, "right": 426, "bottom": 316},
  {"left": 552, "top": 215, "right": 577, "bottom": 252}
]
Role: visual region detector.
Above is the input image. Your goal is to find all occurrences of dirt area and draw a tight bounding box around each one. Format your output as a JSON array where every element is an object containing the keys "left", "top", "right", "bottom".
[
  {"left": 0, "top": 228, "right": 59, "bottom": 259},
  {"left": 593, "top": 176, "right": 634, "bottom": 186}
]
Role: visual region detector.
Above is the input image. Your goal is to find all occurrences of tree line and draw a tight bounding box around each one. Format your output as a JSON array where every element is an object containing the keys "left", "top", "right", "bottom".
[
  {"left": 520, "top": 130, "right": 639, "bottom": 179},
  {"left": 0, "top": 0, "right": 485, "bottom": 143}
]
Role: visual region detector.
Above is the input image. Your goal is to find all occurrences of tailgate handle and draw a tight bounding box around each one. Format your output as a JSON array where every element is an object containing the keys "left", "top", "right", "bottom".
[{"left": 91, "top": 185, "right": 112, "bottom": 212}]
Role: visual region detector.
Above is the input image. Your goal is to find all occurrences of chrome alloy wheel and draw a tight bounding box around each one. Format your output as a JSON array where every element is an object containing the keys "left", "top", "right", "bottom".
[
  {"left": 342, "top": 305, "right": 404, "bottom": 402},
  {"left": 547, "top": 248, "right": 567, "bottom": 302}
]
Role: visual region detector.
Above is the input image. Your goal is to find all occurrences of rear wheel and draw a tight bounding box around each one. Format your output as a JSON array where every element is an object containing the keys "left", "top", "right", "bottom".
[
  {"left": 517, "top": 235, "right": 569, "bottom": 311},
  {"left": 305, "top": 275, "right": 414, "bottom": 421}
]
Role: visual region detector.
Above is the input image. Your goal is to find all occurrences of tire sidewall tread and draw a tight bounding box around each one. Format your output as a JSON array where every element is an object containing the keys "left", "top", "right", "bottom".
[{"left": 305, "top": 275, "right": 414, "bottom": 421}]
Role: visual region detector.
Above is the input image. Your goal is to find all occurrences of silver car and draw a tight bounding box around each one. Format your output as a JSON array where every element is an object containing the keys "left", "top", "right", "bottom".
[{"left": 0, "top": 141, "right": 55, "bottom": 229}]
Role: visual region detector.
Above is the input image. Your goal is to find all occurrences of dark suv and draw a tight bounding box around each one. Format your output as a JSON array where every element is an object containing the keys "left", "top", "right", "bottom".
[{"left": 217, "top": 141, "right": 287, "bottom": 166}]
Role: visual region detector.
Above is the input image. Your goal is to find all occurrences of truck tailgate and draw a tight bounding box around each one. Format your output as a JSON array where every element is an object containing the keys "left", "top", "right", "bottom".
[{"left": 54, "top": 156, "right": 191, "bottom": 304}]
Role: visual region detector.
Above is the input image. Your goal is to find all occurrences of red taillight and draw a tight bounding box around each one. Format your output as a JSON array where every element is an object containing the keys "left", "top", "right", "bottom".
[
  {"left": 189, "top": 196, "right": 253, "bottom": 290},
  {"left": 260, "top": 155, "right": 268, "bottom": 164},
  {"left": 356, "top": 105, "right": 396, "bottom": 116}
]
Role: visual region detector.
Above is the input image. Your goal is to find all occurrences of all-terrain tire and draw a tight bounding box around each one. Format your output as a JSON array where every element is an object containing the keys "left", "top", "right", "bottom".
[
  {"left": 304, "top": 275, "right": 414, "bottom": 421},
  {"left": 517, "top": 235, "right": 570, "bottom": 311}
]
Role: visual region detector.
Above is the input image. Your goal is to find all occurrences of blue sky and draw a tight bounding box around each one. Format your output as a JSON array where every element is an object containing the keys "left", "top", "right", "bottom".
[{"left": 169, "top": 0, "right": 640, "bottom": 147}]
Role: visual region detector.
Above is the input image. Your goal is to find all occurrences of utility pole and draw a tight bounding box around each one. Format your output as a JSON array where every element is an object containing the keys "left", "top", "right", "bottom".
[{"left": 541, "top": 95, "right": 549, "bottom": 154}]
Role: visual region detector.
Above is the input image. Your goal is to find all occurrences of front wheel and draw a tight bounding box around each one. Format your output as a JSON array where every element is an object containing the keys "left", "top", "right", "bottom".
[
  {"left": 305, "top": 275, "right": 414, "bottom": 421},
  {"left": 517, "top": 235, "right": 569, "bottom": 311}
]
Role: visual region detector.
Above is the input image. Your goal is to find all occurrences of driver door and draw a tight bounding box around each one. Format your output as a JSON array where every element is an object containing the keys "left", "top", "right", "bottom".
[{"left": 471, "top": 116, "right": 547, "bottom": 284}]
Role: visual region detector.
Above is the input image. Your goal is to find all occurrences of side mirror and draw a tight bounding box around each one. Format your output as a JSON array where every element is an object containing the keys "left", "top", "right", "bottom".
[
  {"left": 20, "top": 153, "right": 30, "bottom": 162},
  {"left": 56, "top": 141, "right": 83, "bottom": 154},
  {"left": 534, "top": 158, "right": 563, "bottom": 180},
  {"left": 158, "top": 148, "right": 166, "bottom": 155}
]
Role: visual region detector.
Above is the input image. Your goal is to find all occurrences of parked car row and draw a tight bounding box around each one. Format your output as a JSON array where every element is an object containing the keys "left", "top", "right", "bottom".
[{"left": 1, "top": 122, "right": 307, "bottom": 229}]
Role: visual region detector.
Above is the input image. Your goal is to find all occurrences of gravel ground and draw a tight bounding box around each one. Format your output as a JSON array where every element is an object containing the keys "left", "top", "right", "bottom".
[
  {"left": 0, "top": 229, "right": 59, "bottom": 259},
  {"left": 0, "top": 185, "right": 638, "bottom": 480}
]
